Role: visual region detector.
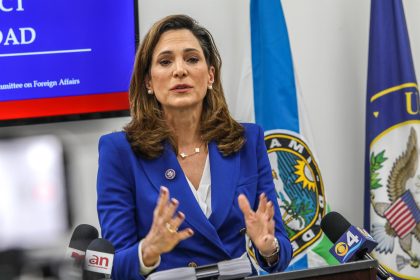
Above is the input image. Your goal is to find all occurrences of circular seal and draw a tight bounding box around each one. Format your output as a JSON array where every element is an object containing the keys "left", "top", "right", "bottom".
[
  {"left": 369, "top": 123, "right": 420, "bottom": 278},
  {"left": 165, "top": 169, "right": 176, "bottom": 180},
  {"left": 264, "top": 129, "right": 326, "bottom": 258},
  {"left": 335, "top": 242, "right": 349, "bottom": 257}
]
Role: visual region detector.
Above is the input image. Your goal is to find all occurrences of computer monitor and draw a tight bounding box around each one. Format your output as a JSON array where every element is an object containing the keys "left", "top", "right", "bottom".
[{"left": 0, "top": 0, "right": 138, "bottom": 125}]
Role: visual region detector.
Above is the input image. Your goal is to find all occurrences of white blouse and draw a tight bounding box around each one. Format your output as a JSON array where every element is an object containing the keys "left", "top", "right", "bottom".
[{"left": 185, "top": 153, "right": 212, "bottom": 218}]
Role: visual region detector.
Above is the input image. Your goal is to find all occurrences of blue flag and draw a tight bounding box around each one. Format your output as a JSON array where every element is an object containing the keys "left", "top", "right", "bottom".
[
  {"left": 250, "top": 0, "right": 337, "bottom": 272},
  {"left": 365, "top": 0, "right": 420, "bottom": 279},
  {"left": 250, "top": 0, "right": 298, "bottom": 132}
]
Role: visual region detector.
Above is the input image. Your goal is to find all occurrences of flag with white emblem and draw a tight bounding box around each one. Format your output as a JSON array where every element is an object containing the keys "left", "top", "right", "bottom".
[
  {"left": 365, "top": 0, "right": 420, "bottom": 279},
  {"left": 249, "top": 0, "right": 336, "bottom": 271}
]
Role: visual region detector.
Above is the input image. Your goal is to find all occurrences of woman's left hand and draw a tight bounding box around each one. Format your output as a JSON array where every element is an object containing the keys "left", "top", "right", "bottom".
[{"left": 238, "top": 193, "right": 277, "bottom": 256}]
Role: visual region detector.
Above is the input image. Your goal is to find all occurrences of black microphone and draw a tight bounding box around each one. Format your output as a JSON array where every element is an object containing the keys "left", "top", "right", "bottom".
[
  {"left": 83, "top": 238, "right": 115, "bottom": 280},
  {"left": 321, "top": 211, "right": 394, "bottom": 280},
  {"left": 66, "top": 224, "right": 99, "bottom": 267},
  {"left": 63, "top": 224, "right": 99, "bottom": 279}
]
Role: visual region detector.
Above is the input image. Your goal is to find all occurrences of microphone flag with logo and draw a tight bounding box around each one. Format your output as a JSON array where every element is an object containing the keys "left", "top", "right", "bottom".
[
  {"left": 249, "top": 0, "right": 336, "bottom": 272},
  {"left": 365, "top": 0, "right": 420, "bottom": 279},
  {"left": 330, "top": 225, "right": 377, "bottom": 264},
  {"left": 83, "top": 238, "right": 114, "bottom": 280},
  {"left": 321, "top": 211, "right": 393, "bottom": 280},
  {"left": 320, "top": 212, "right": 377, "bottom": 264}
]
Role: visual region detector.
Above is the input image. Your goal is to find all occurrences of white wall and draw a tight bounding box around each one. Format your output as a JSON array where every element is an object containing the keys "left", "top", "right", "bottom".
[
  {"left": 1, "top": 0, "right": 419, "bottom": 240},
  {"left": 283, "top": 0, "right": 371, "bottom": 225}
]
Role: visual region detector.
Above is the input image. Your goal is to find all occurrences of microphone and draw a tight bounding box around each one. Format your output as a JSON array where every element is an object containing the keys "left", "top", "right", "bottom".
[
  {"left": 83, "top": 238, "right": 115, "bottom": 280},
  {"left": 321, "top": 212, "right": 394, "bottom": 280},
  {"left": 66, "top": 224, "right": 99, "bottom": 267}
]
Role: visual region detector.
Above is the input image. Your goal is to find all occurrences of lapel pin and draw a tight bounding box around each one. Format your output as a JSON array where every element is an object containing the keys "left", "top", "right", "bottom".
[{"left": 165, "top": 169, "right": 176, "bottom": 180}]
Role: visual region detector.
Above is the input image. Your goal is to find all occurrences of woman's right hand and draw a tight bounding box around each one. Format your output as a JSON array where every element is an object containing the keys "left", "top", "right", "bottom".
[{"left": 142, "top": 186, "right": 194, "bottom": 266}]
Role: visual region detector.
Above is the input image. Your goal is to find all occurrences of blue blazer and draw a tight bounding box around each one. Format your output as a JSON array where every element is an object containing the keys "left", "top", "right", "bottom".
[{"left": 97, "top": 123, "right": 292, "bottom": 280}]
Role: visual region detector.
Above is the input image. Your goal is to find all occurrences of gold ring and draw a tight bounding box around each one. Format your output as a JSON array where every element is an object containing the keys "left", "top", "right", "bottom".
[{"left": 165, "top": 222, "right": 177, "bottom": 234}]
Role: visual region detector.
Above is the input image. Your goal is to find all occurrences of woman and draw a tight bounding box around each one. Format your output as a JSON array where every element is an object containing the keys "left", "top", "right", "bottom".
[{"left": 97, "top": 14, "right": 292, "bottom": 279}]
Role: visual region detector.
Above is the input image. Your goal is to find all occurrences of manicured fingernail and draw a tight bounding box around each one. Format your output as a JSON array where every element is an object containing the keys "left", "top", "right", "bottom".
[
  {"left": 188, "top": 229, "right": 194, "bottom": 235},
  {"left": 260, "top": 193, "right": 265, "bottom": 199},
  {"left": 177, "top": 211, "right": 185, "bottom": 218},
  {"left": 171, "top": 198, "right": 179, "bottom": 205},
  {"left": 160, "top": 186, "right": 167, "bottom": 194}
]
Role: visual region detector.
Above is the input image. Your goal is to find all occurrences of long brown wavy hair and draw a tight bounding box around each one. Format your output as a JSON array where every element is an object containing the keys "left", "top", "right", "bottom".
[{"left": 124, "top": 15, "right": 245, "bottom": 159}]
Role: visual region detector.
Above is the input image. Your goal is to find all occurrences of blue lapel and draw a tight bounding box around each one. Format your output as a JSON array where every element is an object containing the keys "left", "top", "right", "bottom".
[
  {"left": 208, "top": 141, "right": 240, "bottom": 229},
  {"left": 137, "top": 143, "right": 231, "bottom": 258}
]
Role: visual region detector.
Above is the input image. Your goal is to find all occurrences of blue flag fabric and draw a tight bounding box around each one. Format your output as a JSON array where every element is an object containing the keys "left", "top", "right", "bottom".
[
  {"left": 250, "top": 0, "right": 298, "bottom": 132},
  {"left": 365, "top": 0, "right": 419, "bottom": 147},
  {"left": 250, "top": 0, "right": 337, "bottom": 272},
  {"left": 365, "top": 0, "right": 420, "bottom": 279}
]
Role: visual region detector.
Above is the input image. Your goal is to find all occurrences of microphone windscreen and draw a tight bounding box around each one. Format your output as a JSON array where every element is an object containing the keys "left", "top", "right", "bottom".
[
  {"left": 85, "top": 238, "right": 114, "bottom": 254},
  {"left": 320, "top": 211, "right": 352, "bottom": 243},
  {"left": 69, "top": 224, "right": 99, "bottom": 251}
]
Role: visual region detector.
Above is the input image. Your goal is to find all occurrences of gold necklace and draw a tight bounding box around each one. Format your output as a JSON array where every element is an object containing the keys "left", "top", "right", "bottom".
[
  {"left": 179, "top": 147, "right": 200, "bottom": 159},
  {"left": 178, "top": 143, "right": 203, "bottom": 159}
]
